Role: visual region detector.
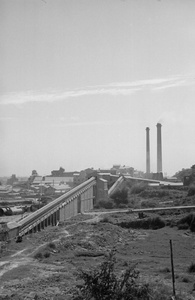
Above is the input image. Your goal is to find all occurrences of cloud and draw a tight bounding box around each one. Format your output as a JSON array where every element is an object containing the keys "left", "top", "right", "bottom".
[
  {"left": 0, "top": 74, "right": 194, "bottom": 105},
  {"left": 52, "top": 119, "right": 131, "bottom": 128}
]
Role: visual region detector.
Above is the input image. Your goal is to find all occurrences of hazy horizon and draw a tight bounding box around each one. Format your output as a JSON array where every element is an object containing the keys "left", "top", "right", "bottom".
[{"left": 1, "top": 0, "right": 195, "bottom": 177}]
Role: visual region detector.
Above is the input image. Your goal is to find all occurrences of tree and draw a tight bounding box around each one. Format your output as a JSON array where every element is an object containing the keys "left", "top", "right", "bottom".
[
  {"left": 32, "top": 170, "right": 38, "bottom": 176},
  {"left": 111, "top": 188, "right": 128, "bottom": 207},
  {"left": 173, "top": 168, "right": 191, "bottom": 182}
]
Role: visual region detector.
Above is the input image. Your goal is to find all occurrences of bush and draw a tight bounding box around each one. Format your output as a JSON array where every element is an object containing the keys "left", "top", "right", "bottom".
[
  {"left": 188, "top": 263, "right": 195, "bottom": 273},
  {"left": 118, "top": 217, "right": 165, "bottom": 230},
  {"left": 159, "top": 267, "right": 170, "bottom": 273},
  {"left": 141, "top": 200, "right": 157, "bottom": 208},
  {"left": 118, "top": 203, "right": 128, "bottom": 209},
  {"left": 177, "top": 213, "right": 195, "bottom": 232},
  {"left": 98, "top": 200, "right": 114, "bottom": 209},
  {"left": 71, "top": 250, "right": 151, "bottom": 300},
  {"left": 48, "top": 242, "right": 56, "bottom": 249},
  {"left": 120, "top": 217, "right": 165, "bottom": 229},
  {"left": 34, "top": 252, "right": 43, "bottom": 260},
  {"left": 177, "top": 223, "right": 189, "bottom": 230},
  {"left": 139, "top": 188, "right": 169, "bottom": 199},
  {"left": 43, "top": 251, "right": 51, "bottom": 258},
  {"left": 181, "top": 276, "right": 190, "bottom": 283},
  {"left": 131, "top": 184, "right": 147, "bottom": 195},
  {"left": 111, "top": 188, "right": 128, "bottom": 207},
  {"left": 188, "top": 184, "right": 195, "bottom": 196},
  {"left": 100, "top": 216, "right": 109, "bottom": 223}
]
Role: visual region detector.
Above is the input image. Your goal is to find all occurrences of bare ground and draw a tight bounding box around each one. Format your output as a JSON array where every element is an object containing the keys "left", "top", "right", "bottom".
[{"left": 0, "top": 211, "right": 195, "bottom": 300}]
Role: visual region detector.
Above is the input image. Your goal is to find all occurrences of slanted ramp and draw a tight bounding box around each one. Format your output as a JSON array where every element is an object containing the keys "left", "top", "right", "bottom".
[{"left": 108, "top": 176, "right": 125, "bottom": 197}]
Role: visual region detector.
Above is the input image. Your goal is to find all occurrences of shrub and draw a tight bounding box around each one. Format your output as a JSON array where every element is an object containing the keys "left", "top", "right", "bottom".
[
  {"left": 150, "top": 217, "right": 165, "bottom": 230},
  {"left": 100, "top": 216, "right": 109, "bottom": 223},
  {"left": 177, "top": 223, "right": 189, "bottom": 230},
  {"left": 111, "top": 188, "right": 128, "bottom": 207},
  {"left": 139, "top": 188, "right": 169, "bottom": 199},
  {"left": 71, "top": 250, "right": 151, "bottom": 300},
  {"left": 43, "top": 251, "right": 51, "bottom": 258},
  {"left": 141, "top": 200, "right": 157, "bottom": 208},
  {"left": 34, "top": 252, "right": 43, "bottom": 260},
  {"left": 118, "top": 203, "right": 128, "bottom": 209},
  {"left": 98, "top": 200, "right": 114, "bottom": 209},
  {"left": 131, "top": 184, "right": 147, "bottom": 195},
  {"left": 181, "top": 276, "right": 190, "bottom": 283},
  {"left": 188, "top": 263, "right": 195, "bottom": 273},
  {"left": 48, "top": 242, "right": 56, "bottom": 249},
  {"left": 159, "top": 267, "right": 170, "bottom": 273},
  {"left": 177, "top": 213, "right": 195, "bottom": 232},
  {"left": 188, "top": 184, "right": 195, "bottom": 196},
  {"left": 118, "top": 217, "right": 165, "bottom": 230}
]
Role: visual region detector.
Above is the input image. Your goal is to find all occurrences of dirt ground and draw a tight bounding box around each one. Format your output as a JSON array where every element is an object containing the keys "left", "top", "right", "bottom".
[{"left": 0, "top": 211, "right": 195, "bottom": 300}]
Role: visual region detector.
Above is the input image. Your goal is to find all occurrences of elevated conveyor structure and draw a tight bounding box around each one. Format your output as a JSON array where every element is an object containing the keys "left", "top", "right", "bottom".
[
  {"left": 108, "top": 176, "right": 125, "bottom": 197},
  {"left": 16, "top": 177, "right": 96, "bottom": 237}
]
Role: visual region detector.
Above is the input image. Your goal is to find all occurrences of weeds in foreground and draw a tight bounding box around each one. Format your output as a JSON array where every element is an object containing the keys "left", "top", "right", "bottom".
[{"left": 71, "top": 250, "right": 151, "bottom": 300}]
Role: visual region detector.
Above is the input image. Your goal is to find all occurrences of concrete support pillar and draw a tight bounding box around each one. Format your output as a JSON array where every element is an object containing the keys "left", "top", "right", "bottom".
[
  {"left": 65, "top": 203, "right": 69, "bottom": 219},
  {"left": 37, "top": 223, "right": 41, "bottom": 231},
  {"left": 41, "top": 221, "right": 44, "bottom": 230},
  {"left": 74, "top": 197, "right": 77, "bottom": 216},
  {"left": 45, "top": 218, "right": 48, "bottom": 227},
  {"left": 50, "top": 214, "right": 54, "bottom": 226},
  {"left": 157, "top": 123, "right": 162, "bottom": 173},
  {"left": 71, "top": 200, "right": 73, "bottom": 217},
  {"left": 81, "top": 193, "right": 84, "bottom": 212},
  {"left": 56, "top": 210, "right": 60, "bottom": 222},
  {"left": 60, "top": 206, "right": 65, "bottom": 222},
  {"left": 78, "top": 195, "right": 81, "bottom": 213},
  {"left": 146, "top": 127, "right": 150, "bottom": 174},
  {"left": 54, "top": 212, "right": 57, "bottom": 225}
]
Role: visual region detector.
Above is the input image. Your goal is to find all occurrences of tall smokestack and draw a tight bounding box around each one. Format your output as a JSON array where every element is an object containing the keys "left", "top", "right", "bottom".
[
  {"left": 156, "top": 123, "right": 162, "bottom": 173},
  {"left": 146, "top": 127, "right": 150, "bottom": 174}
]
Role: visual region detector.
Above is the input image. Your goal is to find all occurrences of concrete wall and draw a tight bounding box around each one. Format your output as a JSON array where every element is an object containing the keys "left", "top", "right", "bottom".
[
  {"left": 96, "top": 178, "right": 108, "bottom": 203},
  {"left": 59, "top": 186, "right": 94, "bottom": 222}
]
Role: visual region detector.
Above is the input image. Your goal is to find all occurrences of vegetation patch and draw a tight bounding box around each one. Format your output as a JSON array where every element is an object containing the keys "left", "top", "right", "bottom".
[
  {"left": 130, "top": 183, "right": 147, "bottom": 195},
  {"left": 140, "top": 200, "right": 157, "bottom": 208},
  {"left": 177, "top": 213, "right": 195, "bottom": 232},
  {"left": 71, "top": 250, "right": 151, "bottom": 300},
  {"left": 111, "top": 188, "right": 128, "bottom": 207},
  {"left": 34, "top": 251, "right": 43, "bottom": 260},
  {"left": 187, "top": 263, "right": 195, "bottom": 273},
  {"left": 177, "top": 223, "right": 189, "bottom": 230},
  {"left": 187, "top": 184, "right": 195, "bottom": 196},
  {"left": 96, "top": 199, "right": 114, "bottom": 209},
  {"left": 117, "top": 216, "right": 165, "bottom": 230},
  {"left": 47, "top": 242, "right": 56, "bottom": 249},
  {"left": 74, "top": 250, "right": 105, "bottom": 257}
]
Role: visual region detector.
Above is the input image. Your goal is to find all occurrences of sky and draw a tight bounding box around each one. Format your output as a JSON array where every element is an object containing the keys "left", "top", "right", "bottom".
[{"left": 1, "top": 0, "right": 195, "bottom": 177}]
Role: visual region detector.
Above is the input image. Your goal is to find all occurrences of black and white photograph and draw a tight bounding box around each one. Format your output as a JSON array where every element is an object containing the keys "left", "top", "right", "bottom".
[{"left": 0, "top": 0, "right": 195, "bottom": 299}]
